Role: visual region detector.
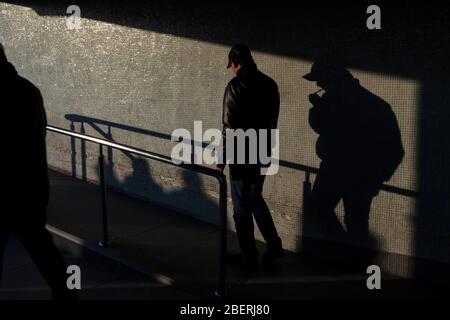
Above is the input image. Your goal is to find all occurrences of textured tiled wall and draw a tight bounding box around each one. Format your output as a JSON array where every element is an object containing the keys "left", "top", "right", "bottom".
[{"left": 1, "top": 2, "right": 448, "bottom": 269}]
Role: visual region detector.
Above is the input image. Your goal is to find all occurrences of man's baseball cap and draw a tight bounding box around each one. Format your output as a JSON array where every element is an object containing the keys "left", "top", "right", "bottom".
[
  {"left": 227, "top": 43, "right": 253, "bottom": 69},
  {"left": 303, "top": 61, "right": 353, "bottom": 81}
]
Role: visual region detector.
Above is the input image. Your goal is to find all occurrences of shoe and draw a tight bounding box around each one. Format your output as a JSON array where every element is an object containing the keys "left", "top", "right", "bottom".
[{"left": 262, "top": 247, "right": 285, "bottom": 265}]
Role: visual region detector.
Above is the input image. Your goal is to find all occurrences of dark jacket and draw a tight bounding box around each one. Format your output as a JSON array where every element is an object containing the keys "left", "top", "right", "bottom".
[
  {"left": 1, "top": 61, "right": 49, "bottom": 209},
  {"left": 222, "top": 63, "right": 280, "bottom": 177},
  {"left": 308, "top": 79, "right": 404, "bottom": 184}
]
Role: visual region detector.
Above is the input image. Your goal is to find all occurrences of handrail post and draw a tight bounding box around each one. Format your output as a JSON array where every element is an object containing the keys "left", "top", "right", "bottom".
[
  {"left": 214, "top": 174, "right": 227, "bottom": 299},
  {"left": 98, "top": 144, "right": 111, "bottom": 247}
]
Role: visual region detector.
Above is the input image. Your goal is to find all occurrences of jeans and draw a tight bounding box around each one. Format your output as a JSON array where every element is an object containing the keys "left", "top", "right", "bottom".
[{"left": 230, "top": 174, "right": 282, "bottom": 260}]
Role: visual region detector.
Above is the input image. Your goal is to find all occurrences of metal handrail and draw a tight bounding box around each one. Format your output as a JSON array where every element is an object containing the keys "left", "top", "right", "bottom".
[{"left": 46, "top": 125, "right": 228, "bottom": 298}]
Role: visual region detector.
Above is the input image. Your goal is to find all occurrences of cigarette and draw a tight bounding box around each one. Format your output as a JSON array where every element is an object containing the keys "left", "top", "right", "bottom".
[{"left": 313, "top": 88, "right": 324, "bottom": 94}]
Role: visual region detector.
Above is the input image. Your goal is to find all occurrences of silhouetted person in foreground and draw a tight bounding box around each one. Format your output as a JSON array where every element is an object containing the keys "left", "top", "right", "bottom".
[
  {"left": 304, "top": 60, "right": 404, "bottom": 247},
  {"left": 217, "top": 44, "right": 284, "bottom": 271},
  {"left": 0, "top": 44, "right": 77, "bottom": 300}
]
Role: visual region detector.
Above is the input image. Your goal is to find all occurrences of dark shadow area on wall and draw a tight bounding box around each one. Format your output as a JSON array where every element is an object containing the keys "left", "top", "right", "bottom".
[
  {"left": 3, "top": 0, "right": 449, "bottom": 281},
  {"left": 3, "top": 1, "right": 449, "bottom": 77},
  {"left": 415, "top": 74, "right": 450, "bottom": 281}
]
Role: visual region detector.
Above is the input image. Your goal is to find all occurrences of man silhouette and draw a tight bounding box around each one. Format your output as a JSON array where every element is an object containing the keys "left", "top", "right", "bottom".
[
  {"left": 304, "top": 60, "right": 404, "bottom": 245},
  {"left": 217, "top": 44, "right": 284, "bottom": 270},
  {"left": 0, "top": 44, "right": 77, "bottom": 300}
]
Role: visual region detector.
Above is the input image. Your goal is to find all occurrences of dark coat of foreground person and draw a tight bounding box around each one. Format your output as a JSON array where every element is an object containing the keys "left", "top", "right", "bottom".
[{"left": 0, "top": 44, "right": 77, "bottom": 300}]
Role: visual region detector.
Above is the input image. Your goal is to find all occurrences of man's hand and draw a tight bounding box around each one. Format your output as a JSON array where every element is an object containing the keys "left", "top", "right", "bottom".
[
  {"left": 308, "top": 93, "right": 322, "bottom": 106},
  {"left": 216, "top": 163, "right": 225, "bottom": 174}
]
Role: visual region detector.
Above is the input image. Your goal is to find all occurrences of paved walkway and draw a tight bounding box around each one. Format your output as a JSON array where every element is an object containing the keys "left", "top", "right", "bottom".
[{"left": 1, "top": 170, "right": 448, "bottom": 300}]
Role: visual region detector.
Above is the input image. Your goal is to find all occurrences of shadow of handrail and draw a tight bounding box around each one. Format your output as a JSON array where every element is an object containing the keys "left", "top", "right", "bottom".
[{"left": 65, "top": 114, "right": 419, "bottom": 199}]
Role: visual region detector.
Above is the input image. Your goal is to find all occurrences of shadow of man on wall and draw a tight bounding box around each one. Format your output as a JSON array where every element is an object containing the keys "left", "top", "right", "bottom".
[{"left": 303, "top": 59, "right": 404, "bottom": 264}]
